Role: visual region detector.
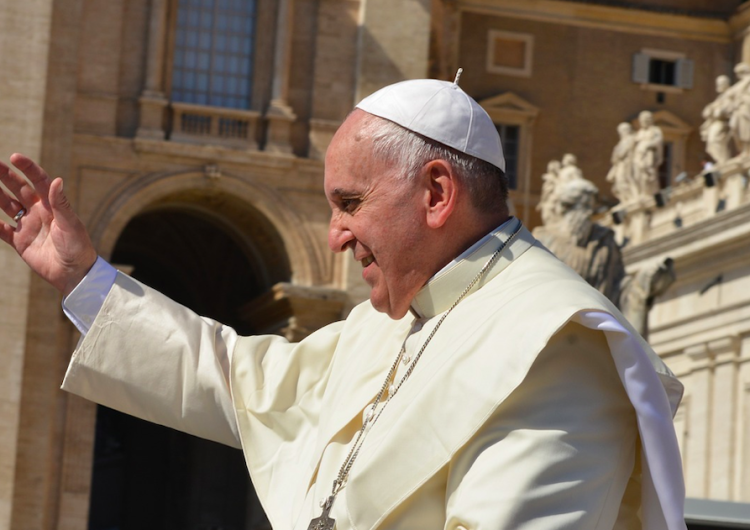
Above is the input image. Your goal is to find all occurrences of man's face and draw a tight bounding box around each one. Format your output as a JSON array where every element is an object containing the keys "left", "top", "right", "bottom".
[{"left": 324, "top": 111, "right": 431, "bottom": 319}]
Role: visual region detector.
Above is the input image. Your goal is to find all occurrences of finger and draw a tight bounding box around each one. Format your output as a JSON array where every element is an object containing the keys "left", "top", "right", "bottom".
[
  {"left": 0, "top": 220, "right": 15, "bottom": 247},
  {"left": 0, "top": 185, "right": 25, "bottom": 221},
  {"left": 9, "top": 153, "right": 52, "bottom": 207},
  {"left": 0, "top": 160, "right": 36, "bottom": 208},
  {"left": 48, "top": 178, "right": 79, "bottom": 231}
]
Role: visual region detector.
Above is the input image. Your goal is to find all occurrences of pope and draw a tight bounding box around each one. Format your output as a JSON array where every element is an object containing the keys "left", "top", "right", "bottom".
[{"left": 0, "top": 76, "right": 686, "bottom": 529}]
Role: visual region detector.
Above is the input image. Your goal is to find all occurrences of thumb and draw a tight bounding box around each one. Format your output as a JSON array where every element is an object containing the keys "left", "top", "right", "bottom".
[{"left": 48, "top": 177, "right": 81, "bottom": 231}]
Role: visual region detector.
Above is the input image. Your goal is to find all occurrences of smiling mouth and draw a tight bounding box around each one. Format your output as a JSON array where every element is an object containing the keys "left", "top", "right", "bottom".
[{"left": 361, "top": 256, "right": 374, "bottom": 267}]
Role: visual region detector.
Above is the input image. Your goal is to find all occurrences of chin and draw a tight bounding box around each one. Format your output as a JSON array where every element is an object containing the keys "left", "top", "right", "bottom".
[{"left": 369, "top": 296, "right": 409, "bottom": 320}]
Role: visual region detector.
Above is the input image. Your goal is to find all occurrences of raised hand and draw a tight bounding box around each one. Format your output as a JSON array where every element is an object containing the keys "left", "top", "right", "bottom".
[{"left": 0, "top": 153, "right": 97, "bottom": 296}]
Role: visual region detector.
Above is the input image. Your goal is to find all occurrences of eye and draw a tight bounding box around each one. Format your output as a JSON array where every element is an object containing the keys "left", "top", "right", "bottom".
[{"left": 340, "top": 197, "right": 360, "bottom": 213}]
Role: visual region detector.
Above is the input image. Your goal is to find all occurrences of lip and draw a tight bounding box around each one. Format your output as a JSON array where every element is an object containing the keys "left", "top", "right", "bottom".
[{"left": 361, "top": 256, "right": 374, "bottom": 268}]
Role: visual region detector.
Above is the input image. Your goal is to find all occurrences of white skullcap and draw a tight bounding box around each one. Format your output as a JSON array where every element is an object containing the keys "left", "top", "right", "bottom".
[{"left": 356, "top": 78, "right": 505, "bottom": 172}]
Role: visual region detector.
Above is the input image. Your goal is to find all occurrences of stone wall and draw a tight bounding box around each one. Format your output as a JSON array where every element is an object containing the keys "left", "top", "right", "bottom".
[{"left": 0, "top": 0, "right": 54, "bottom": 528}]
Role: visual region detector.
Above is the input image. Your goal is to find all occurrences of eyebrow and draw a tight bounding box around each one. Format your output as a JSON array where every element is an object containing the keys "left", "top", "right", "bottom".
[{"left": 330, "top": 187, "right": 358, "bottom": 198}]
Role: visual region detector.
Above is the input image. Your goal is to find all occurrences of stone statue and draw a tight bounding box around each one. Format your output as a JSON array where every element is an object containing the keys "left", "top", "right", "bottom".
[
  {"left": 729, "top": 63, "right": 750, "bottom": 158},
  {"left": 558, "top": 153, "right": 583, "bottom": 183},
  {"left": 537, "top": 159, "right": 561, "bottom": 225},
  {"left": 533, "top": 179, "right": 625, "bottom": 302},
  {"left": 619, "top": 259, "right": 676, "bottom": 338},
  {"left": 633, "top": 111, "right": 664, "bottom": 199},
  {"left": 533, "top": 177, "right": 675, "bottom": 338},
  {"left": 700, "top": 75, "right": 733, "bottom": 165},
  {"left": 606, "top": 122, "right": 638, "bottom": 204}
]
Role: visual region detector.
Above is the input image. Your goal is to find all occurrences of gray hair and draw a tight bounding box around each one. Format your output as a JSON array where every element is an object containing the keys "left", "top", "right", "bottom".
[{"left": 358, "top": 116, "right": 509, "bottom": 213}]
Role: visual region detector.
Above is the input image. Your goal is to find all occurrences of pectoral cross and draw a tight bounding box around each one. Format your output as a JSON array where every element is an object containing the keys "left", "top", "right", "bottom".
[{"left": 308, "top": 496, "right": 336, "bottom": 530}]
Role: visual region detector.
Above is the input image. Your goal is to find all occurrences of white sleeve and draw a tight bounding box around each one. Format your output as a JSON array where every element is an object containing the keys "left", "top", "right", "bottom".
[{"left": 61, "top": 256, "right": 118, "bottom": 335}]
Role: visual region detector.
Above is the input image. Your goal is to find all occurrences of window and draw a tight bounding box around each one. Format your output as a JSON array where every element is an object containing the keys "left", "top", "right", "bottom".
[
  {"left": 649, "top": 59, "right": 675, "bottom": 87},
  {"left": 496, "top": 124, "right": 519, "bottom": 189},
  {"left": 479, "top": 92, "right": 539, "bottom": 223},
  {"left": 172, "top": 0, "right": 257, "bottom": 109},
  {"left": 632, "top": 49, "right": 693, "bottom": 90},
  {"left": 486, "top": 30, "right": 533, "bottom": 78}
]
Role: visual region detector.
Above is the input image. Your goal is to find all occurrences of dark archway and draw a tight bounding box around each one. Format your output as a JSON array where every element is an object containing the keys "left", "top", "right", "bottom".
[{"left": 88, "top": 207, "right": 287, "bottom": 530}]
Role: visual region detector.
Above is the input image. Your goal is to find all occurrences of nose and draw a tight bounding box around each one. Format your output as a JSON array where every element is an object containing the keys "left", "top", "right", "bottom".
[{"left": 328, "top": 213, "right": 355, "bottom": 253}]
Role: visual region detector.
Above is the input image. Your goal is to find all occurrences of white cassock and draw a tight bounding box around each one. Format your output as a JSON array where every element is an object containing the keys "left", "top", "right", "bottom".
[{"left": 62, "top": 218, "right": 686, "bottom": 530}]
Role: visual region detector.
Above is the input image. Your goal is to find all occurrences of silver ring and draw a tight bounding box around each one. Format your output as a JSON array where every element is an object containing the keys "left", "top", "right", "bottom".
[{"left": 13, "top": 208, "right": 26, "bottom": 222}]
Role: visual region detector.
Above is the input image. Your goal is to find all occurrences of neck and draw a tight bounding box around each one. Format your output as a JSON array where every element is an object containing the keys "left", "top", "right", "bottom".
[{"left": 429, "top": 211, "right": 510, "bottom": 277}]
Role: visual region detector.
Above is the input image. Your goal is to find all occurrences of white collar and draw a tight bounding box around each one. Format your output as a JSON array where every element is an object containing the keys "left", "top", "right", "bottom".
[{"left": 409, "top": 217, "right": 532, "bottom": 319}]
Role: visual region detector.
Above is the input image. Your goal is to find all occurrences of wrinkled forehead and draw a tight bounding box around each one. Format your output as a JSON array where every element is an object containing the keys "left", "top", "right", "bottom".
[
  {"left": 326, "top": 110, "right": 377, "bottom": 159},
  {"left": 323, "top": 111, "right": 394, "bottom": 193}
]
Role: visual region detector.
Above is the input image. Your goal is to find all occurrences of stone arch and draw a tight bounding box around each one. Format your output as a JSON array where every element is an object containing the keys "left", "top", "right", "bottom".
[{"left": 85, "top": 167, "right": 328, "bottom": 287}]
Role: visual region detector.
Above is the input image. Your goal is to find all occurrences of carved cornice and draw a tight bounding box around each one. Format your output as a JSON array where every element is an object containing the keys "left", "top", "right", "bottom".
[
  {"left": 458, "top": 0, "right": 731, "bottom": 43},
  {"left": 479, "top": 92, "right": 540, "bottom": 123},
  {"left": 729, "top": 2, "right": 750, "bottom": 38}
]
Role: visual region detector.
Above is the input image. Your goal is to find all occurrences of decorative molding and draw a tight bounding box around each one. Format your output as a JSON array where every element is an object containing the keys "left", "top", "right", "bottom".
[
  {"left": 204, "top": 164, "right": 222, "bottom": 181},
  {"left": 264, "top": 98, "right": 297, "bottom": 155},
  {"left": 479, "top": 91, "right": 540, "bottom": 122},
  {"left": 729, "top": 2, "right": 750, "bottom": 38},
  {"left": 686, "top": 343, "right": 711, "bottom": 362},
  {"left": 708, "top": 336, "right": 741, "bottom": 359},
  {"left": 458, "top": 0, "right": 731, "bottom": 43},
  {"left": 649, "top": 110, "right": 693, "bottom": 135},
  {"left": 239, "top": 282, "right": 348, "bottom": 341},
  {"left": 486, "top": 29, "right": 534, "bottom": 78}
]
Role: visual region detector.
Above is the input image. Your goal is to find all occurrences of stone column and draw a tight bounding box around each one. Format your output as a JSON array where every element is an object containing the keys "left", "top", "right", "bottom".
[
  {"left": 0, "top": 0, "right": 53, "bottom": 526},
  {"left": 706, "top": 337, "right": 739, "bottom": 499},
  {"left": 307, "top": 0, "right": 360, "bottom": 160},
  {"left": 264, "top": 0, "right": 297, "bottom": 154},
  {"left": 738, "top": 335, "right": 750, "bottom": 502},
  {"left": 136, "top": 0, "right": 169, "bottom": 140},
  {"left": 741, "top": 380, "right": 750, "bottom": 502},
  {"left": 684, "top": 343, "right": 712, "bottom": 498},
  {"left": 355, "top": 0, "right": 432, "bottom": 102}
]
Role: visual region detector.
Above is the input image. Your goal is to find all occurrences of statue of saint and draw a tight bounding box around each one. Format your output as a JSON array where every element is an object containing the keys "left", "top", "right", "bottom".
[
  {"left": 729, "top": 63, "right": 750, "bottom": 158},
  {"left": 700, "top": 75, "right": 733, "bottom": 165},
  {"left": 533, "top": 179, "right": 625, "bottom": 303},
  {"left": 633, "top": 111, "right": 664, "bottom": 198},
  {"left": 606, "top": 122, "right": 637, "bottom": 204},
  {"left": 558, "top": 153, "right": 583, "bottom": 183},
  {"left": 533, "top": 177, "right": 675, "bottom": 338},
  {"left": 537, "top": 159, "right": 561, "bottom": 225}
]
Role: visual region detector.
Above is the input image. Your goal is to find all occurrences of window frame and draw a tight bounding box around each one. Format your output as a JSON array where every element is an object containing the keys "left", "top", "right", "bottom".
[
  {"left": 479, "top": 92, "right": 539, "bottom": 224},
  {"left": 632, "top": 48, "right": 694, "bottom": 93},
  {"left": 164, "top": 0, "right": 275, "bottom": 114},
  {"left": 169, "top": 0, "right": 258, "bottom": 110}
]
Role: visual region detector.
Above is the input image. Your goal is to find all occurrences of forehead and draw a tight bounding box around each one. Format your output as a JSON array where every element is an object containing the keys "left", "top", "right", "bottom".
[{"left": 324, "top": 112, "right": 385, "bottom": 192}]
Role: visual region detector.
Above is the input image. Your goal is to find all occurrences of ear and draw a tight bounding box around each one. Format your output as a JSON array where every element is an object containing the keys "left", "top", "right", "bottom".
[{"left": 422, "top": 159, "right": 457, "bottom": 229}]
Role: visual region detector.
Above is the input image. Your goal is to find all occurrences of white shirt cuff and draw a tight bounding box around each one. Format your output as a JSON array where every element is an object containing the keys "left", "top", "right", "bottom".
[{"left": 62, "top": 256, "right": 118, "bottom": 335}]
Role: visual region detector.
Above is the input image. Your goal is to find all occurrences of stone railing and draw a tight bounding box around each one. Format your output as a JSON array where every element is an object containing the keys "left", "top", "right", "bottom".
[
  {"left": 602, "top": 158, "right": 750, "bottom": 247},
  {"left": 170, "top": 102, "right": 261, "bottom": 150}
]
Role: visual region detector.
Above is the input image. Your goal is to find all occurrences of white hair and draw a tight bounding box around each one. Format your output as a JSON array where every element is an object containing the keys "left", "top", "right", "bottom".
[{"left": 358, "top": 115, "right": 508, "bottom": 212}]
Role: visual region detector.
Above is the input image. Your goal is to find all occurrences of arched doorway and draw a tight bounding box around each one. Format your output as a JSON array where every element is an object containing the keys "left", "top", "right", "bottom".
[{"left": 87, "top": 203, "right": 290, "bottom": 530}]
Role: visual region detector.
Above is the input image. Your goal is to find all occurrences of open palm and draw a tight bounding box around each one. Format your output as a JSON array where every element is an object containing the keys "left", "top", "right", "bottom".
[{"left": 0, "top": 154, "right": 97, "bottom": 296}]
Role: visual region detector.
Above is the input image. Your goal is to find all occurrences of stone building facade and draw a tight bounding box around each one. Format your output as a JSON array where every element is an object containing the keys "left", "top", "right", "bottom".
[{"left": 1, "top": 0, "right": 750, "bottom": 528}]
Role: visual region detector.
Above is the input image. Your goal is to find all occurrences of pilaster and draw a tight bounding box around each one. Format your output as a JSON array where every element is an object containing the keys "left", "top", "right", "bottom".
[{"left": 136, "top": 0, "right": 169, "bottom": 140}]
